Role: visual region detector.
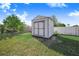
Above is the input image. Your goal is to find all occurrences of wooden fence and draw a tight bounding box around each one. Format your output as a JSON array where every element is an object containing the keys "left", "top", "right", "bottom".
[{"left": 54, "top": 27, "right": 79, "bottom": 36}]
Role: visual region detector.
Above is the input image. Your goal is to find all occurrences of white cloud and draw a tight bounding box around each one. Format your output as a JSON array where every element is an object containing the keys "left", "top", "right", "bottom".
[
  {"left": 3, "top": 11, "right": 31, "bottom": 26},
  {"left": 0, "top": 3, "right": 11, "bottom": 9},
  {"left": 0, "top": 20, "right": 3, "bottom": 24},
  {"left": 3, "top": 9, "right": 7, "bottom": 13},
  {"left": 16, "top": 12, "right": 28, "bottom": 22},
  {"left": 47, "top": 3, "right": 67, "bottom": 7},
  {"left": 12, "top": 9, "right": 16, "bottom": 12},
  {"left": 0, "top": 3, "right": 16, "bottom": 13},
  {"left": 0, "top": 3, "right": 11, "bottom": 13},
  {"left": 25, "top": 20, "right": 31, "bottom": 26},
  {"left": 16, "top": 12, "right": 31, "bottom": 26},
  {"left": 6, "top": 13, "right": 12, "bottom": 16},
  {"left": 68, "top": 10, "right": 79, "bottom": 16},
  {"left": 24, "top": 3, "right": 30, "bottom": 4}
]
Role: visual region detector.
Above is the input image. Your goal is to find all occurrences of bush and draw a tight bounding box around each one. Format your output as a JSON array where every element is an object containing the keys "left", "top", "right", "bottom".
[{"left": 54, "top": 31, "right": 59, "bottom": 36}]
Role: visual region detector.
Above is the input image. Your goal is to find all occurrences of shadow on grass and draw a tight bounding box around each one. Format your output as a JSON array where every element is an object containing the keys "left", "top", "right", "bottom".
[{"left": 33, "top": 35, "right": 79, "bottom": 56}]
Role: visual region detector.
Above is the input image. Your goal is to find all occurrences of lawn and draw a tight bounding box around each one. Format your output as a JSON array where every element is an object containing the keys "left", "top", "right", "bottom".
[
  {"left": 49, "top": 35, "right": 79, "bottom": 56},
  {"left": 0, "top": 33, "right": 79, "bottom": 56},
  {"left": 0, "top": 33, "right": 62, "bottom": 56}
]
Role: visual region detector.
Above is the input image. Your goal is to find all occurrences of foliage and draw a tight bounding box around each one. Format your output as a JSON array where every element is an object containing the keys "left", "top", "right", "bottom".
[
  {"left": 72, "top": 25, "right": 79, "bottom": 27},
  {"left": 51, "top": 15, "right": 58, "bottom": 26},
  {"left": 3, "top": 14, "right": 25, "bottom": 33},
  {"left": 0, "top": 15, "right": 28, "bottom": 40},
  {"left": 51, "top": 15, "right": 66, "bottom": 27},
  {"left": 67, "top": 24, "right": 70, "bottom": 27},
  {"left": 0, "top": 24, "right": 4, "bottom": 34},
  {"left": 56, "top": 23, "right": 66, "bottom": 27}
]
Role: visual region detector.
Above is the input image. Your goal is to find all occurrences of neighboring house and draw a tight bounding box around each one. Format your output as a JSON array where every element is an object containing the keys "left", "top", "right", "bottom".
[{"left": 32, "top": 15, "right": 54, "bottom": 38}]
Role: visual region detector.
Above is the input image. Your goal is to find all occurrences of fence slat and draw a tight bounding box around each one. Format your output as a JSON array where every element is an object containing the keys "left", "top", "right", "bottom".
[{"left": 54, "top": 27, "right": 79, "bottom": 36}]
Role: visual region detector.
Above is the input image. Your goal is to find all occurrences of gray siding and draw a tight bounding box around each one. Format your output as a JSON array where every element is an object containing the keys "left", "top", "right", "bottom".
[{"left": 32, "top": 16, "right": 54, "bottom": 38}]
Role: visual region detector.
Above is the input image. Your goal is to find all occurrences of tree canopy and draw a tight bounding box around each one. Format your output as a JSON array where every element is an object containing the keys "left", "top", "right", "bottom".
[
  {"left": 72, "top": 25, "right": 79, "bottom": 27},
  {"left": 51, "top": 15, "right": 66, "bottom": 27},
  {"left": 3, "top": 14, "right": 25, "bottom": 32},
  {"left": 0, "top": 24, "right": 4, "bottom": 34}
]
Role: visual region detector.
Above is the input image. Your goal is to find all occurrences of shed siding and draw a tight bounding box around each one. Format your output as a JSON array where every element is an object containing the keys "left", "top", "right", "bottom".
[
  {"left": 44, "top": 19, "right": 49, "bottom": 38},
  {"left": 32, "top": 16, "right": 54, "bottom": 38},
  {"left": 49, "top": 19, "right": 54, "bottom": 37}
]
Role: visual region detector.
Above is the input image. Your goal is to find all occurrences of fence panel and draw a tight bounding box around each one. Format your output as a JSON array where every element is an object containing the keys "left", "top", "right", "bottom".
[{"left": 54, "top": 27, "right": 79, "bottom": 36}]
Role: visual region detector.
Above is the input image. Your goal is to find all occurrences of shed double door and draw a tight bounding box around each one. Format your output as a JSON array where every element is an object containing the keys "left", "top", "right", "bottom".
[{"left": 34, "top": 21, "right": 45, "bottom": 36}]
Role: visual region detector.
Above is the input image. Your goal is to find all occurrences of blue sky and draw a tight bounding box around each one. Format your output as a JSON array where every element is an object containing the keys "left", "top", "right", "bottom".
[{"left": 0, "top": 3, "right": 79, "bottom": 26}]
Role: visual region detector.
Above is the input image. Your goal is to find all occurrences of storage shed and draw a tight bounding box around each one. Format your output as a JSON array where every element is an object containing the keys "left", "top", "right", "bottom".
[{"left": 32, "top": 16, "right": 54, "bottom": 38}]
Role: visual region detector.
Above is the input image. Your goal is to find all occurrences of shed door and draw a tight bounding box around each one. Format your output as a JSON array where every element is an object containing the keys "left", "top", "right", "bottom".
[
  {"left": 34, "top": 21, "right": 45, "bottom": 36},
  {"left": 38, "top": 21, "right": 44, "bottom": 36},
  {"left": 34, "top": 23, "right": 38, "bottom": 35}
]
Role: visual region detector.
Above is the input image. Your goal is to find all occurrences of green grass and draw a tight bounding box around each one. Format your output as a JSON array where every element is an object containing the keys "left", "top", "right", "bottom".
[
  {"left": 0, "top": 33, "right": 79, "bottom": 56},
  {"left": 49, "top": 35, "right": 79, "bottom": 56},
  {"left": 61, "top": 35, "right": 79, "bottom": 41},
  {"left": 0, "top": 33, "right": 62, "bottom": 56}
]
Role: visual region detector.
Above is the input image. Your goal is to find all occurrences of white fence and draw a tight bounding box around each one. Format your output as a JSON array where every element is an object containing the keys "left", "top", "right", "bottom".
[{"left": 54, "top": 27, "right": 79, "bottom": 36}]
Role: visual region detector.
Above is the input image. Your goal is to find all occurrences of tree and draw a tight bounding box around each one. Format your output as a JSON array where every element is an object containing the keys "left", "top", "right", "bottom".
[
  {"left": 0, "top": 24, "right": 4, "bottom": 34},
  {"left": 67, "top": 24, "right": 70, "bottom": 27},
  {"left": 51, "top": 15, "right": 66, "bottom": 27},
  {"left": 57, "top": 23, "right": 66, "bottom": 27},
  {"left": 72, "top": 25, "right": 79, "bottom": 27},
  {"left": 51, "top": 15, "right": 58, "bottom": 26},
  {"left": 3, "top": 14, "right": 25, "bottom": 33}
]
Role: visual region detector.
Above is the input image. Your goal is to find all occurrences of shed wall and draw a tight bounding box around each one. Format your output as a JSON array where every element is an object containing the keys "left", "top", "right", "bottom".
[
  {"left": 32, "top": 20, "right": 45, "bottom": 37},
  {"left": 44, "top": 19, "right": 49, "bottom": 38},
  {"left": 48, "top": 19, "right": 54, "bottom": 37},
  {"left": 32, "top": 18, "right": 54, "bottom": 38}
]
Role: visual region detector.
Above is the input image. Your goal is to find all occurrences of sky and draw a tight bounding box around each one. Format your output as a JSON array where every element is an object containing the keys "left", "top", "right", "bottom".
[{"left": 0, "top": 3, "right": 79, "bottom": 26}]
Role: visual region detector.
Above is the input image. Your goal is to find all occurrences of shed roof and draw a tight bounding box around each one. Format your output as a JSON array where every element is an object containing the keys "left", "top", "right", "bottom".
[{"left": 32, "top": 15, "right": 53, "bottom": 21}]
